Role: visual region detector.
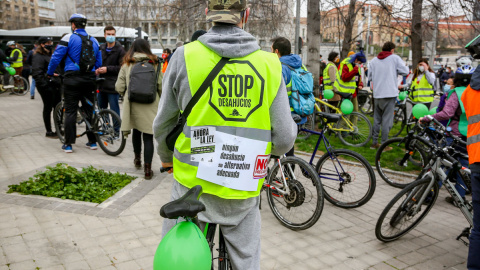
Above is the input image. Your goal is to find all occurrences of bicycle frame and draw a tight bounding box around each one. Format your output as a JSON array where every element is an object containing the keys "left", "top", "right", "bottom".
[
  {"left": 263, "top": 156, "right": 292, "bottom": 195},
  {"left": 315, "top": 98, "right": 355, "bottom": 133}
]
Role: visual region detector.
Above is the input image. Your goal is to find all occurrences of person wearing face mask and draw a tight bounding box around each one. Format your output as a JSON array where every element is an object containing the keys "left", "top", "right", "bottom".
[
  {"left": 324, "top": 51, "right": 341, "bottom": 106},
  {"left": 406, "top": 58, "right": 436, "bottom": 108},
  {"left": 95, "top": 25, "right": 126, "bottom": 118},
  {"left": 439, "top": 66, "right": 454, "bottom": 92},
  {"left": 32, "top": 36, "right": 62, "bottom": 138},
  {"left": 161, "top": 48, "right": 171, "bottom": 74}
]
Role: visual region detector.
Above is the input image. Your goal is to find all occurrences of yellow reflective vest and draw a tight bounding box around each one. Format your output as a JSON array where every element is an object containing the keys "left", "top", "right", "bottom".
[
  {"left": 334, "top": 57, "right": 356, "bottom": 94},
  {"left": 323, "top": 62, "right": 336, "bottom": 90},
  {"left": 410, "top": 75, "right": 434, "bottom": 103},
  {"left": 173, "top": 41, "right": 282, "bottom": 199},
  {"left": 10, "top": 48, "right": 23, "bottom": 68}
]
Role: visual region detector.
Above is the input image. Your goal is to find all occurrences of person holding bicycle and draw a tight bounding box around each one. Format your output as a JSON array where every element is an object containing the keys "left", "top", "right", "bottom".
[
  {"left": 153, "top": 1, "right": 296, "bottom": 269},
  {"left": 420, "top": 65, "right": 473, "bottom": 206},
  {"left": 0, "top": 48, "right": 13, "bottom": 92},
  {"left": 32, "top": 36, "right": 62, "bottom": 139},
  {"left": 461, "top": 36, "right": 480, "bottom": 269},
  {"left": 406, "top": 58, "right": 436, "bottom": 109},
  {"left": 47, "top": 14, "right": 102, "bottom": 153}
]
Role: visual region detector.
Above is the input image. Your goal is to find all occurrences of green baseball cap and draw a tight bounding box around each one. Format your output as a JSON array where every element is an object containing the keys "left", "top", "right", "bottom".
[{"left": 206, "top": 0, "right": 247, "bottom": 24}]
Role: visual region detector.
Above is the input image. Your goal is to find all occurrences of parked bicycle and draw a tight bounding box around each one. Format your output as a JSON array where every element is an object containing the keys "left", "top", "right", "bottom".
[
  {"left": 375, "top": 118, "right": 473, "bottom": 244},
  {"left": 0, "top": 70, "right": 29, "bottom": 96},
  {"left": 298, "top": 111, "right": 376, "bottom": 208},
  {"left": 53, "top": 78, "right": 126, "bottom": 156},
  {"left": 298, "top": 94, "right": 373, "bottom": 147},
  {"left": 358, "top": 89, "right": 373, "bottom": 116}
]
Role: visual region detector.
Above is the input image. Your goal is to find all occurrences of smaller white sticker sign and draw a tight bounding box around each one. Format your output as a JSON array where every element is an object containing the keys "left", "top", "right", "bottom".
[{"left": 191, "top": 126, "right": 216, "bottom": 163}]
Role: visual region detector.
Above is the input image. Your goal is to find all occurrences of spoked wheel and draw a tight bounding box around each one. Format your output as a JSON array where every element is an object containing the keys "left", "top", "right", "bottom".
[
  {"left": 11, "top": 76, "right": 29, "bottom": 95},
  {"left": 359, "top": 93, "right": 373, "bottom": 115},
  {"left": 53, "top": 102, "right": 66, "bottom": 144},
  {"left": 297, "top": 114, "right": 315, "bottom": 140},
  {"left": 94, "top": 109, "right": 126, "bottom": 156},
  {"left": 390, "top": 105, "right": 407, "bottom": 138},
  {"left": 375, "top": 177, "right": 438, "bottom": 242},
  {"left": 375, "top": 137, "right": 427, "bottom": 188},
  {"left": 316, "top": 149, "right": 376, "bottom": 208},
  {"left": 265, "top": 156, "right": 324, "bottom": 230},
  {"left": 336, "top": 112, "right": 373, "bottom": 147}
]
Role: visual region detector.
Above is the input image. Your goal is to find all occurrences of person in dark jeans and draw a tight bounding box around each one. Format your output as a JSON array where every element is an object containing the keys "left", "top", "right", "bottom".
[
  {"left": 32, "top": 36, "right": 61, "bottom": 138},
  {"left": 95, "top": 25, "right": 125, "bottom": 117},
  {"left": 46, "top": 14, "right": 102, "bottom": 153}
]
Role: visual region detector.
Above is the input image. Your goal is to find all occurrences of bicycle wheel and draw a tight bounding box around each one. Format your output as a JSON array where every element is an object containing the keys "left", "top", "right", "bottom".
[
  {"left": 316, "top": 149, "right": 376, "bottom": 208},
  {"left": 53, "top": 102, "right": 66, "bottom": 144},
  {"left": 12, "top": 76, "right": 29, "bottom": 95},
  {"left": 390, "top": 105, "right": 407, "bottom": 138},
  {"left": 336, "top": 112, "right": 373, "bottom": 147},
  {"left": 297, "top": 114, "right": 315, "bottom": 140},
  {"left": 359, "top": 94, "right": 373, "bottom": 115},
  {"left": 266, "top": 156, "right": 324, "bottom": 230},
  {"left": 375, "top": 176, "right": 438, "bottom": 242},
  {"left": 376, "top": 137, "right": 427, "bottom": 188},
  {"left": 94, "top": 109, "right": 126, "bottom": 156}
]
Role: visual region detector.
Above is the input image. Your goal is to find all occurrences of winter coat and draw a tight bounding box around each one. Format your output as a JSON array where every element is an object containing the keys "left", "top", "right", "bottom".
[
  {"left": 32, "top": 51, "right": 61, "bottom": 90},
  {"left": 99, "top": 42, "right": 126, "bottom": 94},
  {"left": 115, "top": 53, "right": 162, "bottom": 135}
]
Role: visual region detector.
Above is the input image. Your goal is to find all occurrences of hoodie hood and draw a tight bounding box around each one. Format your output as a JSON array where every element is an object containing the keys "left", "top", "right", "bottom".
[
  {"left": 132, "top": 52, "right": 151, "bottom": 62},
  {"left": 471, "top": 67, "right": 480, "bottom": 90},
  {"left": 378, "top": 51, "right": 393, "bottom": 60},
  {"left": 198, "top": 25, "right": 260, "bottom": 58},
  {"left": 279, "top": 54, "right": 302, "bottom": 69}
]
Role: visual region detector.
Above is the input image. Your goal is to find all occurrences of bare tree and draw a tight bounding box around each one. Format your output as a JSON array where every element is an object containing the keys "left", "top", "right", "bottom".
[{"left": 306, "top": 0, "right": 321, "bottom": 87}]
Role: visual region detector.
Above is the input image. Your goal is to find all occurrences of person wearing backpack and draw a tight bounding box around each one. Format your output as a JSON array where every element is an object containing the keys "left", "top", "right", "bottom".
[
  {"left": 115, "top": 39, "right": 162, "bottom": 180},
  {"left": 47, "top": 13, "right": 102, "bottom": 153}
]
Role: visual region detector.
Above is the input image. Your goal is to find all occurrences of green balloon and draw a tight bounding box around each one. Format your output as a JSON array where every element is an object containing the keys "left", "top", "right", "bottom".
[
  {"left": 153, "top": 221, "right": 211, "bottom": 270},
  {"left": 6, "top": 67, "right": 15, "bottom": 76},
  {"left": 340, "top": 99, "right": 354, "bottom": 115},
  {"left": 428, "top": 106, "right": 438, "bottom": 115},
  {"left": 398, "top": 91, "right": 407, "bottom": 101},
  {"left": 323, "top": 89, "right": 334, "bottom": 100},
  {"left": 412, "top": 104, "right": 429, "bottom": 119}
]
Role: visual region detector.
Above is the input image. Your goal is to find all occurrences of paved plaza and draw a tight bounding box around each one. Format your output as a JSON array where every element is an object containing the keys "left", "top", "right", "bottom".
[{"left": 0, "top": 92, "right": 471, "bottom": 270}]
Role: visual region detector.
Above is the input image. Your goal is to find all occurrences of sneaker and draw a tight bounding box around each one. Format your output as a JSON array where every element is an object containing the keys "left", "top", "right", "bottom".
[
  {"left": 45, "top": 132, "right": 58, "bottom": 138},
  {"left": 31, "top": 95, "right": 34, "bottom": 99},
  {"left": 86, "top": 142, "right": 98, "bottom": 150},
  {"left": 370, "top": 143, "right": 380, "bottom": 150},
  {"left": 62, "top": 144, "right": 73, "bottom": 153}
]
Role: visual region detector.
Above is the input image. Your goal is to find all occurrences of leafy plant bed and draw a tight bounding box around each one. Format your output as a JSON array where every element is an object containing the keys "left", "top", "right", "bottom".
[{"left": 7, "top": 163, "right": 136, "bottom": 203}]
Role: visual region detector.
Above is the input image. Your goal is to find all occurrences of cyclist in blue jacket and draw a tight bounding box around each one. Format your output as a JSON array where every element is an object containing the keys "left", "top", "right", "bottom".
[{"left": 47, "top": 14, "right": 102, "bottom": 153}]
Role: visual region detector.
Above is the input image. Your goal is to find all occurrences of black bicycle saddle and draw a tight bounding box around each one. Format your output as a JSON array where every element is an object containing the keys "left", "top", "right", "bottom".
[
  {"left": 317, "top": 112, "right": 341, "bottom": 123},
  {"left": 336, "top": 91, "right": 353, "bottom": 99},
  {"left": 160, "top": 185, "right": 206, "bottom": 219}
]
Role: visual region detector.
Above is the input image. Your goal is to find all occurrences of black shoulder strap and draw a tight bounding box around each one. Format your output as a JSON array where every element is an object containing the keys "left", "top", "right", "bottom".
[
  {"left": 182, "top": 57, "right": 229, "bottom": 120},
  {"left": 281, "top": 62, "right": 295, "bottom": 71}
]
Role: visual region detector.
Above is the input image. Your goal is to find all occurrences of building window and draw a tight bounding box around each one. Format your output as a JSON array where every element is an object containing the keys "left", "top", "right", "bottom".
[
  {"left": 31, "top": 8, "right": 34, "bottom": 15},
  {"left": 5, "top": 4, "right": 10, "bottom": 10},
  {"left": 162, "top": 39, "right": 168, "bottom": 45},
  {"left": 376, "top": 15, "right": 379, "bottom": 24},
  {"left": 22, "top": 7, "right": 26, "bottom": 12}
]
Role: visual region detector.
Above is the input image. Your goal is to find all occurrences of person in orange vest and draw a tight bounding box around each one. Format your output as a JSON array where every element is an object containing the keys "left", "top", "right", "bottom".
[{"left": 462, "top": 35, "right": 480, "bottom": 270}]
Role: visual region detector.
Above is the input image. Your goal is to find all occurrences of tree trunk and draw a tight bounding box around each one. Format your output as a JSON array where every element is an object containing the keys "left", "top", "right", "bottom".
[
  {"left": 340, "top": 0, "right": 357, "bottom": 59},
  {"left": 306, "top": 0, "right": 321, "bottom": 89},
  {"left": 411, "top": 0, "right": 423, "bottom": 66}
]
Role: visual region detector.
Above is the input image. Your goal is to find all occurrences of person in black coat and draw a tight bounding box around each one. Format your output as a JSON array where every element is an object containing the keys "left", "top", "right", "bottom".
[
  {"left": 32, "top": 36, "right": 61, "bottom": 138},
  {"left": 95, "top": 26, "right": 126, "bottom": 117},
  {"left": 0, "top": 48, "right": 13, "bottom": 91}
]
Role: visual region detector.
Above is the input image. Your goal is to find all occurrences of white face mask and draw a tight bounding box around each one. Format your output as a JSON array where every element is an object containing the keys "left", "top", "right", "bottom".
[{"left": 418, "top": 66, "right": 425, "bottom": 73}]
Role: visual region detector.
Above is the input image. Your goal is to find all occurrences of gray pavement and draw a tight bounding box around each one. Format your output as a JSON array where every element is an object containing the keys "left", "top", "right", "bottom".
[{"left": 0, "top": 93, "right": 471, "bottom": 270}]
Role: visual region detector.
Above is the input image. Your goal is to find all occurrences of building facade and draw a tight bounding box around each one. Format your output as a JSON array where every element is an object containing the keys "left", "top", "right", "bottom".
[
  {"left": 38, "top": 0, "right": 56, "bottom": 26},
  {"left": 0, "top": 0, "right": 40, "bottom": 30}
]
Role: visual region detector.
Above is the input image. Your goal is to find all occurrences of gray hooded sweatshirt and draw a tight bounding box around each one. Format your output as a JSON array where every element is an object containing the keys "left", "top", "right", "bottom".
[{"left": 153, "top": 25, "right": 296, "bottom": 270}]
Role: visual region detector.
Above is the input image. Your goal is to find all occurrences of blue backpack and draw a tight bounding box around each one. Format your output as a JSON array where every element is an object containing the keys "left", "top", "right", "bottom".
[{"left": 282, "top": 63, "right": 315, "bottom": 117}]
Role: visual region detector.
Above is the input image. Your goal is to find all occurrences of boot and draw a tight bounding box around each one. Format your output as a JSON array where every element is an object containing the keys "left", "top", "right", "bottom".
[
  {"left": 134, "top": 153, "right": 141, "bottom": 168},
  {"left": 144, "top": 163, "right": 154, "bottom": 180}
]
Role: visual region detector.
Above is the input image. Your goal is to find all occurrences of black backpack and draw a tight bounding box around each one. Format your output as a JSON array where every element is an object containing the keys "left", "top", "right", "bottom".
[
  {"left": 128, "top": 59, "right": 161, "bottom": 104},
  {"left": 68, "top": 33, "right": 96, "bottom": 73}
]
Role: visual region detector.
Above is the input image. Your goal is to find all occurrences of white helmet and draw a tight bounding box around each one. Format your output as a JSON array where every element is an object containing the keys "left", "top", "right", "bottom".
[
  {"left": 6, "top": 41, "right": 15, "bottom": 46},
  {"left": 456, "top": 56, "right": 473, "bottom": 67}
]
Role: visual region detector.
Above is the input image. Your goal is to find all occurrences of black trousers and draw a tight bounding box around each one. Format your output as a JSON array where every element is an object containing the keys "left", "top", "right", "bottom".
[
  {"left": 63, "top": 73, "right": 96, "bottom": 145},
  {"left": 37, "top": 84, "right": 60, "bottom": 133},
  {"left": 132, "top": 129, "right": 154, "bottom": 164},
  {"left": 0, "top": 65, "right": 10, "bottom": 85}
]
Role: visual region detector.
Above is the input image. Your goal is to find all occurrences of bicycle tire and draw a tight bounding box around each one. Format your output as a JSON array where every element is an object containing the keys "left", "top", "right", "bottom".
[
  {"left": 375, "top": 176, "right": 438, "bottom": 242},
  {"left": 217, "top": 228, "right": 233, "bottom": 270},
  {"left": 53, "top": 102, "right": 66, "bottom": 144},
  {"left": 297, "top": 114, "right": 315, "bottom": 140},
  {"left": 266, "top": 156, "right": 324, "bottom": 230},
  {"left": 376, "top": 137, "right": 427, "bottom": 188},
  {"left": 390, "top": 105, "right": 407, "bottom": 138},
  {"left": 336, "top": 112, "right": 373, "bottom": 147},
  {"left": 12, "top": 76, "right": 29, "bottom": 96},
  {"left": 359, "top": 94, "right": 373, "bottom": 115},
  {"left": 94, "top": 109, "right": 126, "bottom": 156},
  {"left": 316, "top": 149, "right": 376, "bottom": 208}
]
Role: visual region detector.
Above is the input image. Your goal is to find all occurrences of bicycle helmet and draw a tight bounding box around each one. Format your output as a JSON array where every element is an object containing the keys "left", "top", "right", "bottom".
[
  {"left": 6, "top": 41, "right": 15, "bottom": 46},
  {"left": 456, "top": 56, "right": 472, "bottom": 67},
  {"left": 456, "top": 65, "right": 476, "bottom": 75},
  {"left": 466, "top": 33, "right": 480, "bottom": 59},
  {"left": 68, "top": 13, "right": 87, "bottom": 27}
]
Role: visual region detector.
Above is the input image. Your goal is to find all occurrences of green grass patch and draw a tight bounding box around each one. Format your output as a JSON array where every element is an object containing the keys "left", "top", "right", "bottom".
[{"left": 7, "top": 163, "right": 136, "bottom": 203}]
